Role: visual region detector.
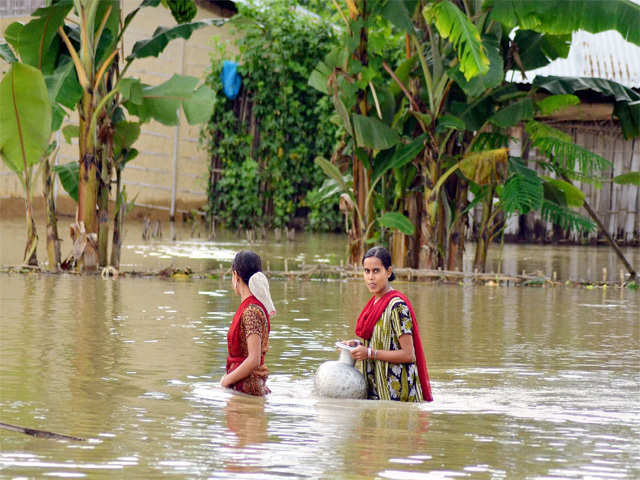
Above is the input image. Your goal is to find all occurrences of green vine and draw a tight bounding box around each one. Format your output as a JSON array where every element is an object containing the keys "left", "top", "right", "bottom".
[{"left": 202, "top": 2, "right": 341, "bottom": 232}]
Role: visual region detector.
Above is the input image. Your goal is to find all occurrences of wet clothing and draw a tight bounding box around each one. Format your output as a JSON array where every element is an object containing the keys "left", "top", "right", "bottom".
[
  {"left": 226, "top": 296, "right": 271, "bottom": 396},
  {"left": 356, "top": 291, "right": 433, "bottom": 402}
]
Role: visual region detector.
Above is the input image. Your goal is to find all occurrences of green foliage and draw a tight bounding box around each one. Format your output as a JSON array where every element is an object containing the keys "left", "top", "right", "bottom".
[
  {"left": 613, "top": 172, "right": 640, "bottom": 185},
  {"left": 305, "top": 180, "right": 343, "bottom": 232},
  {"left": 379, "top": 212, "right": 415, "bottom": 236},
  {"left": 0, "top": 63, "right": 52, "bottom": 174},
  {"left": 164, "top": 0, "right": 197, "bottom": 23},
  {"left": 53, "top": 161, "right": 79, "bottom": 202},
  {"left": 500, "top": 159, "right": 543, "bottom": 214},
  {"left": 202, "top": 3, "right": 339, "bottom": 231},
  {"left": 423, "top": 0, "right": 489, "bottom": 80}
]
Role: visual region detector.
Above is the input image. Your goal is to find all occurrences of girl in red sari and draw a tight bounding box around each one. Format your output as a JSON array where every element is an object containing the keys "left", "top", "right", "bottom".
[
  {"left": 221, "top": 251, "right": 275, "bottom": 396},
  {"left": 349, "top": 247, "right": 433, "bottom": 402}
]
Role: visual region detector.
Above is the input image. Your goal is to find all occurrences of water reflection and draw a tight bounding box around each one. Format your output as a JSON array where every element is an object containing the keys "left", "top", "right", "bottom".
[{"left": 1, "top": 217, "right": 638, "bottom": 282}]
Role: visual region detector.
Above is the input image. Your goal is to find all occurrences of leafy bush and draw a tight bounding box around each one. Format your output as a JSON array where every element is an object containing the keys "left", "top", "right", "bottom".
[{"left": 202, "top": 2, "right": 341, "bottom": 232}]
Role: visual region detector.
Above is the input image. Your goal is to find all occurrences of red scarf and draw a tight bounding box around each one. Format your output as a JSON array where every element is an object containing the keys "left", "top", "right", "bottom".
[
  {"left": 226, "top": 296, "right": 270, "bottom": 372},
  {"left": 355, "top": 290, "right": 433, "bottom": 402}
]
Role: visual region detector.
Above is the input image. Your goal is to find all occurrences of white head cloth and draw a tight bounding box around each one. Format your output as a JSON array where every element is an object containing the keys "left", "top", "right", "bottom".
[{"left": 248, "top": 271, "right": 276, "bottom": 316}]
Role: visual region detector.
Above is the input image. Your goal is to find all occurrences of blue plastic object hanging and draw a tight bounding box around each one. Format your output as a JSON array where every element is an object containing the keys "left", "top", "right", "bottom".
[{"left": 221, "top": 60, "right": 242, "bottom": 100}]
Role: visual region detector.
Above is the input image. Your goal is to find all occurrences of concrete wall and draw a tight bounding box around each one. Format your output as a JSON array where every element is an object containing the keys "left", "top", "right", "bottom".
[{"left": 0, "top": 1, "right": 236, "bottom": 218}]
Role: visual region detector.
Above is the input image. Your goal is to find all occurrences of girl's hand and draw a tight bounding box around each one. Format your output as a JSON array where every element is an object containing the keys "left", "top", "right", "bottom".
[
  {"left": 343, "top": 339, "right": 360, "bottom": 347},
  {"left": 350, "top": 345, "right": 369, "bottom": 361},
  {"left": 220, "top": 374, "right": 232, "bottom": 388}
]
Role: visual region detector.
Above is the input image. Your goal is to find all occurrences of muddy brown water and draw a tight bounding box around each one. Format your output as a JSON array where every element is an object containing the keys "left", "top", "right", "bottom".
[{"left": 0, "top": 219, "right": 639, "bottom": 479}]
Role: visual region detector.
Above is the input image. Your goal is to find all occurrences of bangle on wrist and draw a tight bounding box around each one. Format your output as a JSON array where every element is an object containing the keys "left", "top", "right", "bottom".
[
  {"left": 374, "top": 349, "right": 377, "bottom": 360},
  {"left": 367, "top": 347, "right": 372, "bottom": 359}
]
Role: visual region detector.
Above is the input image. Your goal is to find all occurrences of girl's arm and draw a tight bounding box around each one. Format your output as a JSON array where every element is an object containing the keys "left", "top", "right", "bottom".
[
  {"left": 221, "top": 333, "right": 262, "bottom": 388},
  {"left": 350, "top": 334, "right": 415, "bottom": 364}
]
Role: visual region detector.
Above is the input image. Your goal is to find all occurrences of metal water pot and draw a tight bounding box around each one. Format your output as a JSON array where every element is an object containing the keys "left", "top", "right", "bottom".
[{"left": 314, "top": 344, "right": 367, "bottom": 399}]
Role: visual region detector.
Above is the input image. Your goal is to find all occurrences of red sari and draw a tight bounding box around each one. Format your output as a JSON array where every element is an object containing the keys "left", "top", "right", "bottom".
[
  {"left": 226, "top": 296, "right": 271, "bottom": 396},
  {"left": 356, "top": 290, "right": 433, "bottom": 402}
]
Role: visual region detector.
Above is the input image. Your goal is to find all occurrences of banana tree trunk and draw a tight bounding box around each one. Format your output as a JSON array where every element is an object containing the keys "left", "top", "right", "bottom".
[
  {"left": 43, "top": 156, "right": 60, "bottom": 271},
  {"left": 23, "top": 197, "right": 38, "bottom": 267},
  {"left": 447, "top": 180, "right": 468, "bottom": 271},
  {"left": 77, "top": 88, "right": 99, "bottom": 270},
  {"left": 97, "top": 132, "right": 113, "bottom": 267},
  {"left": 110, "top": 168, "right": 123, "bottom": 270},
  {"left": 473, "top": 186, "right": 495, "bottom": 272}
]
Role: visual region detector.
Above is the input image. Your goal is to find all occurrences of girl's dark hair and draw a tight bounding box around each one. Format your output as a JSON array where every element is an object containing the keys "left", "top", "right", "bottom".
[
  {"left": 232, "top": 250, "right": 262, "bottom": 284},
  {"left": 362, "top": 246, "right": 396, "bottom": 282}
]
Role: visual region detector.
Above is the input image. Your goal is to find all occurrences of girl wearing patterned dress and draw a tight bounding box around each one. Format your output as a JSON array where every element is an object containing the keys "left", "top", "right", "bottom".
[
  {"left": 221, "top": 251, "right": 275, "bottom": 396},
  {"left": 349, "top": 247, "right": 433, "bottom": 402}
]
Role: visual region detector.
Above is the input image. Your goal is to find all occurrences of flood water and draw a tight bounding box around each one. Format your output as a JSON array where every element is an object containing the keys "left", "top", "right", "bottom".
[{"left": 0, "top": 219, "right": 639, "bottom": 479}]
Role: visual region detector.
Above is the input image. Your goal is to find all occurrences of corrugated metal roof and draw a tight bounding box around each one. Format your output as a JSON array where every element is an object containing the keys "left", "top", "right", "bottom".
[{"left": 509, "top": 29, "right": 640, "bottom": 88}]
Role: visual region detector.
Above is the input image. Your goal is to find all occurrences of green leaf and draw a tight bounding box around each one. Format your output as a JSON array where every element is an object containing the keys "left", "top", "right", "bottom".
[
  {"left": 0, "top": 63, "right": 52, "bottom": 174},
  {"left": 183, "top": 84, "right": 215, "bottom": 124},
  {"left": 501, "top": 158, "right": 543, "bottom": 214},
  {"left": 127, "top": 19, "right": 226, "bottom": 62},
  {"left": 435, "top": 114, "right": 466, "bottom": 134},
  {"left": 536, "top": 94, "right": 580, "bottom": 115},
  {"left": 613, "top": 171, "right": 640, "bottom": 185},
  {"left": 122, "top": 148, "right": 139, "bottom": 167},
  {"left": 372, "top": 133, "right": 427, "bottom": 183},
  {"left": 113, "top": 121, "right": 141, "bottom": 159},
  {"left": 62, "top": 124, "right": 79, "bottom": 144},
  {"left": 9, "top": 4, "right": 71, "bottom": 72},
  {"left": 424, "top": 0, "right": 489, "bottom": 81},
  {"left": 380, "top": 0, "right": 418, "bottom": 32},
  {"left": 525, "top": 119, "right": 571, "bottom": 142},
  {"left": 543, "top": 176, "right": 585, "bottom": 207},
  {"left": 352, "top": 114, "right": 401, "bottom": 150},
  {"left": 533, "top": 136, "right": 611, "bottom": 176},
  {"left": 388, "top": 56, "right": 418, "bottom": 97},
  {"left": 0, "top": 44, "right": 18, "bottom": 64},
  {"left": 489, "top": 98, "right": 535, "bottom": 128},
  {"left": 448, "top": 38, "right": 503, "bottom": 98},
  {"left": 489, "top": 0, "right": 640, "bottom": 47},
  {"left": 118, "top": 78, "right": 144, "bottom": 105},
  {"left": 53, "top": 161, "right": 79, "bottom": 202},
  {"left": 540, "top": 199, "right": 595, "bottom": 233},
  {"left": 308, "top": 45, "right": 349, "bottom": 95},
  {"left": 124, "top": 74, "right": 200, "bottom": 125},
  {"left": 513, "top": 30, "right": 571, "bottom": 70},
  {"left": 315, "top": 156, "right": 349, "bottom": 194},
  {"left": 379, "top": 212, "right": 415, "bottom": 236}
]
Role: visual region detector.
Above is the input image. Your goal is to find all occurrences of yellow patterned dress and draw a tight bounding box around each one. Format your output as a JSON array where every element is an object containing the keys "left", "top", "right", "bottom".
[{"left": 359, "top": 298, "right": 423, "bottom": 402}]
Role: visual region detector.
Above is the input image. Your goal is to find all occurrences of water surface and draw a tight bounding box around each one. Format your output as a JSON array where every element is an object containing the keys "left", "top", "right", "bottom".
[{"left": 1, "top": 273, "right": 638, "bottom": 479}]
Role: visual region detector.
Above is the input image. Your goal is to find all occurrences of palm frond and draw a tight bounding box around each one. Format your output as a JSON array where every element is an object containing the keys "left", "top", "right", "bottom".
[
  {"left": 533, "top": 137, "right": 612, "bottom": 176},
  {"left": 540, "top": 199, "right": 595, "bottom": 234},
  {"left": 470, "top": 132, "right": 511, "bottom": 152},
  {"left": 501, "top": 173, "right": 544, "bottom": 214},
  {"left": 500, "top": 158, "right": 543, "bottom": 214},
  {"left": 525, "top": 120, "right": 571, "bottom": 143}
]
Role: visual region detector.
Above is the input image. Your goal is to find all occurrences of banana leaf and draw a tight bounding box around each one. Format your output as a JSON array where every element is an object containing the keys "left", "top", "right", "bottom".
[
  {"left": 424, "top": 0, "right": 489, "bottom": 81},
  {"left": 379, "top": 211, "right": 415, "bottom": 236},
  {"left": 0, "top": 63, "right": 51, "bottom": 174},
  {"left": 489, "top": 0, "right": 640, "bottom": 47}
]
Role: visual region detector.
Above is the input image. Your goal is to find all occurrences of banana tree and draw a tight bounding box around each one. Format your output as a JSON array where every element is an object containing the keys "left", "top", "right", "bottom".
[
  {"left": 3, "top": 0, "right": 220, "bottom": 271},
  {"left": 311, "top": 0, "right": 640, "bottom": 273},
  {"left": 0, "top": 63, "right": 52, "bottom": 266}
]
